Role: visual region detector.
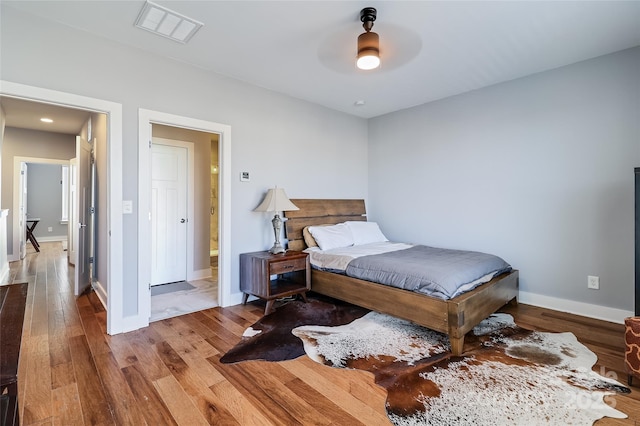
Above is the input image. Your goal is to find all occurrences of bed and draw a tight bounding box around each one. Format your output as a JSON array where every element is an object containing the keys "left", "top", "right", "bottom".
[{"left": 283, "top": 199, "right": 519, "bottom": 356}]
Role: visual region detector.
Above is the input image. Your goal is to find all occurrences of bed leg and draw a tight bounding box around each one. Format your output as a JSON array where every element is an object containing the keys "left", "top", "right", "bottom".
[
  {"left": 450, "top": 336, "right": 465, "bottom": 356},
  {"left": 507, "top": 297, "right": 518, "bottom": 307}
]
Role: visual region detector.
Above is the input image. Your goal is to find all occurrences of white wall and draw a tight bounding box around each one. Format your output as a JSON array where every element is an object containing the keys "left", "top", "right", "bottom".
[
  {"left": 369, "top": 47, "right": 640, "bottom": 317},
  {"left": 26, "top": 164, "right": 67, "bottom": 239},
  {"left": 0, "top": 6, "right": 368, "bottom": 318}
]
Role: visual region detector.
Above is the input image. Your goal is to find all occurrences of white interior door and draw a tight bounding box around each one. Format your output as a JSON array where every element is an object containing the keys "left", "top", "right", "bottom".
[
  {"left": 68, "top": 158, "right": 77, "bottom": 265},
  {"left": 18, "top": 162, "right": 27, "bottom": 259},
  {"left": 74, "top": 136, "right": 92, "bottom": 296},
  {"left": 151, "top": 142, "right": 187, "bottom": 285}
]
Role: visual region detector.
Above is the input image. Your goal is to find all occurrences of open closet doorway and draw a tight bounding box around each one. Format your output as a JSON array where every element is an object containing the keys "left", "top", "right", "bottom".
[
  {"left": 148, "top": 124, "right": 219, "bottom": 321},
  {"left": 138, "top": 108, "right": 231, "bottom": 328}
]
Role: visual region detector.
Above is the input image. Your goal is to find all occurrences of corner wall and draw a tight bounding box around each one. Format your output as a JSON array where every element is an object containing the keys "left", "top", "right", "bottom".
[{"left": 368, "top": 47, "right": 640, "bottom": 319}]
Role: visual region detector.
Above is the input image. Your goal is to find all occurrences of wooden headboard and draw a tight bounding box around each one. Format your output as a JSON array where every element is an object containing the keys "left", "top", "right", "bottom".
[{"left": 283, "top": 199, "right": 366, "bottom": 251}]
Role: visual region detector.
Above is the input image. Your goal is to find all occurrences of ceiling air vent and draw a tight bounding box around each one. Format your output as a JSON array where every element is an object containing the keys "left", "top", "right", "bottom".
[{"left": 134, "top": 1, "right": 203, "bottom": 44}]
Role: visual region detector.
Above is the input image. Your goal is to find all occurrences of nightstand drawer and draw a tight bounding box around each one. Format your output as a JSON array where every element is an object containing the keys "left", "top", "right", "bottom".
[{"left": 270, "top": 257, "right": 306, "bottom": 275}]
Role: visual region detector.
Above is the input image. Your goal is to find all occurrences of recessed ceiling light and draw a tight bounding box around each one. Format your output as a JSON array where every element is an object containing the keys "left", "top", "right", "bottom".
[
  {"left": 134, "top": 1, "right": 203, "bottom": 44},
  {"left": 40, "top": 118, "right": 53, "bottom": 123}
]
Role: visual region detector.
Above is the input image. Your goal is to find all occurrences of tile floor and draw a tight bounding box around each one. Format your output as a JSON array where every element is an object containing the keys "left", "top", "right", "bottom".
[{"left": 150, "top": 268, "right": 218, "bottom": 321}]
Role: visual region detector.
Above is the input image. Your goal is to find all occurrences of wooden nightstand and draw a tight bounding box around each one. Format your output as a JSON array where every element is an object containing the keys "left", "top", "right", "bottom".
[{"left": 240, "top": 250, "right": 310, "bottom": 315}]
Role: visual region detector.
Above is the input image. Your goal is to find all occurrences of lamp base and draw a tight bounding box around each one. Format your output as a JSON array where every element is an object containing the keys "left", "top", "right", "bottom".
[
  {"left": 269, "top": 213, "right": 286, "bottom": 254},
  {"left": 269, "top": 243, "right": 286, "bottom": 255}
]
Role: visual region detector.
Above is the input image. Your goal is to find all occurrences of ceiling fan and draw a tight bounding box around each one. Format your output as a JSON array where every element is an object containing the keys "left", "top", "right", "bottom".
[{"left": 316, "top": 6, "right": 422, "bottom": 75}]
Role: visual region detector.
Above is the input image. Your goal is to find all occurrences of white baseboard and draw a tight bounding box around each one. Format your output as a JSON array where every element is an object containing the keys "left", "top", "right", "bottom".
[
  {"left": 228, "top": 291, "right": 250, "bottom": 307},
  {"left": 34, "top": 235, "right": 67, "bottom": 243},
  {"left": 518, "top": 291, "right": 633, "bottom": 324},
  {"left": 119, "top": 315, "right": 150, "bottom": 334},
  {"left": 92, "top": 279, "right": 108, "bottom": 309},
  {"left": 106, "top": 308, "right": 150, "bottom": 335},
  {"left": 189, "top": 268, "right": 212, "bottom": 281},
  {"left": 0, "top": 262, "right": 9, "bottom": 284}
]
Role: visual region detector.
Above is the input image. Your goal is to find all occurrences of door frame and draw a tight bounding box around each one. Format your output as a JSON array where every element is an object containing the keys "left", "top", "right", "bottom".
[
  {"left": 68, "top": 158, "right": 77, "bottom": 266},
  {"left": 150, "top": 138, "right": 195, "bottom": 286},
  {"left": 74, "top": 135, "right": 93, "bottom": 297},
  {"left": 139, "top": 109, "right": 231, "bottom": 326},
  {"left": 11, "top": 157, "right": 68, "bottom": 261},
  {"left": 1, "top": 80, "right": 124, "bottom": 335},
  {"left": 18, "top": 161, "right": 27, "bottom": 260}
]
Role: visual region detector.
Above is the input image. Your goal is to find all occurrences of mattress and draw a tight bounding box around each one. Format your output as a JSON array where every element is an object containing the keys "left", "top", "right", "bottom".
[{"left": 305, "top": 242, "right": 512, "bottom": 300}]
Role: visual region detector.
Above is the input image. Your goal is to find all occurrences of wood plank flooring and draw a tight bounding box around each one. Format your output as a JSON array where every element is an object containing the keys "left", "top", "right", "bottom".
[{"left": 2, "top": 242, "right": 639, "bottom": 425}]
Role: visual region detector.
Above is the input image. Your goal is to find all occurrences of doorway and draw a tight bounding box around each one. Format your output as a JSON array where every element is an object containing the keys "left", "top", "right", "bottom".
[
  {"left": 138, "top": 109, "right": 231, "bottom": 325},
  {"left": 140, "top": 122, "right": 221, "bottom": 321},
  {"left": 16, "top": 161, "right": 72, "bottom": 262},
  {"left": 1, "top": 81, "right": 124, "bottom": 334},
  {"left": 8, "top": 120, "right": 101, "bottom": 299},
  {"left": 147, "top": 128, "right": 217, "bottom": 321},
  {"left": 8, "top": 128, "right": 99, "bottom": 297}
]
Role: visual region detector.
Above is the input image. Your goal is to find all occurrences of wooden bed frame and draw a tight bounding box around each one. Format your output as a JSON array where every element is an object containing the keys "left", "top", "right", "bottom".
[{"left": 284, "top": 199, "right": 519, "bottom": 356}]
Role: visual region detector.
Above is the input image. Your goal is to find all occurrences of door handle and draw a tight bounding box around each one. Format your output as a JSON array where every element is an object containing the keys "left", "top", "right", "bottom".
[
  {"left": 180, "top": 218, "right": 186, "bottom": 223},
  {"left": 79, "top": 223, "right": 86, "bottom": 228}
]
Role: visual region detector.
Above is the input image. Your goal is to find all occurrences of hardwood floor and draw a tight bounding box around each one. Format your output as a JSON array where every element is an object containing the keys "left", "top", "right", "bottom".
[{"left": 2, "top": 242, "right": 639, "bottom": 425}]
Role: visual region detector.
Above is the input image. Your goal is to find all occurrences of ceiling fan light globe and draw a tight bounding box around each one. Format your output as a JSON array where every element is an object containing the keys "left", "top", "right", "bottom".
[
  {"left": 357, "top": 52, "right": 380, "bottom": 70},
  {"left": 357, "top": 30, "right": 380, "bottom": 70}
]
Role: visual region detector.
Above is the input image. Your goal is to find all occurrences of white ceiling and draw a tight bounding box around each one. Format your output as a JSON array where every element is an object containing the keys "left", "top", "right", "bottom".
[
  {"left": 1, "top": 96, "right": 90, "bottom": 135},
  {"left": 2, "top": 0, "right": 640, "bottom": 121}
]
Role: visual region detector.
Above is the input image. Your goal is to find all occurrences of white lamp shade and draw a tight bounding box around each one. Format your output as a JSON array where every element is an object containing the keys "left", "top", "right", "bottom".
[
  {"left": 357, "top": 53, "right": 380, "bottom": 70},
  {"left": 253, "top": 188, "right": 299, "bottom": 212}
]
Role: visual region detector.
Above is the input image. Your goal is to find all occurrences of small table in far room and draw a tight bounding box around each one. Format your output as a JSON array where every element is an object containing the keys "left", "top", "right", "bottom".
[
  {"left": 26, "top": 218, "right": 41, "bottom": 252},
  {"left": 240, "top": 250, "right": 310, "bottom": 315}
]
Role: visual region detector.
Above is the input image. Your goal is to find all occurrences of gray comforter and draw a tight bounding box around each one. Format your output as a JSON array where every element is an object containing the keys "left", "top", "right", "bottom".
[{"left": 344, "top": 245, "right": 511, "bottom": 300}]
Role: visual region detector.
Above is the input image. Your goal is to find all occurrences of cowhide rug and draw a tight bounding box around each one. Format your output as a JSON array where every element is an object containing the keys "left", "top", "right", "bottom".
[
  {"left": 220, "top": 298, "right": 368, "bottom": 363},
  {"left": 221, "top": 299, "right": 630, "bottom": 425}
]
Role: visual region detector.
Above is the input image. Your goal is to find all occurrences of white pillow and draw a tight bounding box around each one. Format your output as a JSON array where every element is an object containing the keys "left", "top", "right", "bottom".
[
  {"left": 346, "top": 221, "right": 388, "bottom": 245},
  {"left": 308, "top": 223, "right": 354, "bottom": 251}
]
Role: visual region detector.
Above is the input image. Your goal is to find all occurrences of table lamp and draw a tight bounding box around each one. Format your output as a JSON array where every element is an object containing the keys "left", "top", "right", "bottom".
[{"left": 254, "top": 187, "right": 299, "bottom": 254}]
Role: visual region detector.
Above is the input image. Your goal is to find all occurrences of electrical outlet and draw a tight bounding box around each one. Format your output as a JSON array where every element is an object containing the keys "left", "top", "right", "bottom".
[
  {"left": 587, "top": 275, "right": 600, "bottom": 290},
  {"left": 48, "top": 227, "right": 53, "bottom": 232}
]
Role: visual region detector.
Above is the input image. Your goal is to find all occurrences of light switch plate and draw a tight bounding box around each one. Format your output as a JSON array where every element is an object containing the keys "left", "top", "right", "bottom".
[{"left": 123, "top": 200, "right": 133, "bottom": 214}]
